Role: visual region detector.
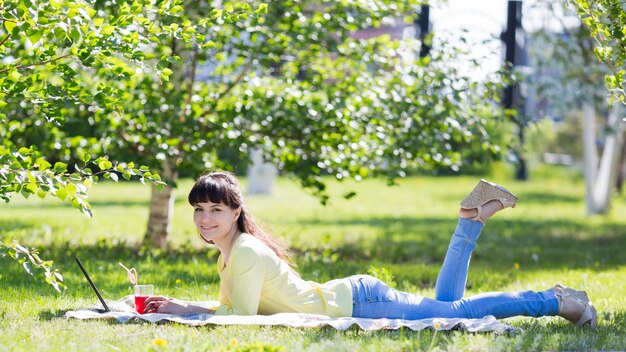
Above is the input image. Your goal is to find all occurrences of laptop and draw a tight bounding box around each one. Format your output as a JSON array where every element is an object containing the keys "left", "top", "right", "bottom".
[{"left": 75, "top": 257, "right": 111, "bottom": 312}]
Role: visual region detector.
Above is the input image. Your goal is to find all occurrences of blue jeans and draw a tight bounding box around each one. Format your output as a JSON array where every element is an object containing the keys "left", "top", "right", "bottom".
[{"left": 349, "top": 218, "right": 559, "bottom": 320}]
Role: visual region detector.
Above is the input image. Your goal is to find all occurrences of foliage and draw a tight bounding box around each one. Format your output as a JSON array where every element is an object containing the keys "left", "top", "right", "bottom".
[
  {"left": 0, "top": 0, "right": 178, "bottom": 289},
  {"left": 0, "top": 240, "right": 64, "bottom": 292},
  {"left": 73, "top": 0, "right": 511, "bottom": 247},
  {"left": 526, "top": 0, "right": 608, "bottom": 117},
  {"left": 0, "top": 145, "right": 164, "bottom": 216},
  {"left": 0, "top": 0, "right": 245, "bottom": 199},
  {"left": 524, "top": 113, "right": 585, "bottom": 165},
  {"left": 0, "top": 144, "right": 163, "bottom": 290},
  {"left": 571, "top": 0, "right": 626, "bottom": 105},
  {"left": 2, "top": 0, "right": 512, "bottom": 248}
]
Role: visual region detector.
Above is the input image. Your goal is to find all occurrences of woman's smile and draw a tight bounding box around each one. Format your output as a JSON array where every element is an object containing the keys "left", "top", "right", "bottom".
[{"left": 200, "top": 224, "right": 219, "bottom": 233}]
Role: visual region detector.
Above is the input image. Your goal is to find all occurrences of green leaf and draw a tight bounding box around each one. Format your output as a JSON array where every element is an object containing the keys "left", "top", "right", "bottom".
[
  {"left": 25, "top": 183, "right": 37, "bottom": 194},
  {"left": 344, "top": 191, "right": 357, "bottom": 199},
  {"left": 9, "top": 70, "right": 22, "bottom": 82},
  {"left": 64, "top": 183, "right": 77, "bottom": 198},
  {"left": 56, "top": 187, "right": 68, "bottom": 201},
  {"left": 36, "top": 189, "right": 47, "bottom": 199},
  {"left": 70, "top": 27, "right": 81, "bottom": 42},
  {"left": 4, "top": 20, "right": 17, "bottom": 34},
  {"left": 27, "top": 29, "right": 43, "bottom": 44},
  {"left": 35, "top": 158, "right": 52, "bottom": 170},
  {"left": 101, "top": 25, "right": 115, "bottom": 35},
  {"left": 98, "top": 159, "right": 112, "bottom": 170},
  {"left": 160, "top": 68, "right": 173, "bottom": 81},
  {"left": 53, "top": 162, "right": 67, "bottom": 173},
  {"left": 211, "top": 9, "right": 223, "bottom": 18},
  {"left": 171, "top": 5, "right": 184, "bottom": 14}
]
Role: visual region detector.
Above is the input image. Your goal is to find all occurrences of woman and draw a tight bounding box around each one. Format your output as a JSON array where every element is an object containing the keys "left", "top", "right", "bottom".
[{"left": 144, "top": 172, "right": 597, "bottom": 327}]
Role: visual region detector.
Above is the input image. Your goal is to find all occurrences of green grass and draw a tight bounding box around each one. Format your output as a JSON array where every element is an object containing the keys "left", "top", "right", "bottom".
[{"left": 1, "top": 167, "right": 626, "bottom": 351}]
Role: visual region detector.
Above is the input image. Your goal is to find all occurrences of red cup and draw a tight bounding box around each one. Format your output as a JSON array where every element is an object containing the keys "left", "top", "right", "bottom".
[{"left": 134, "top": 284, "right": 153, "bottom": 314}]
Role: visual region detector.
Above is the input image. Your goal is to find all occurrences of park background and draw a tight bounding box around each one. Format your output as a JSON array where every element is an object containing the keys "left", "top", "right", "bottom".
[{"left": 1, "top": 0, "right": 625, "bottom": 350}]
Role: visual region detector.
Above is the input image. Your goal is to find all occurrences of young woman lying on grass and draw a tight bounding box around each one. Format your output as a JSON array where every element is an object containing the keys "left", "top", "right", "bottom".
[{"left": 144, "top": 172, "right": 597, "bottom": 327}]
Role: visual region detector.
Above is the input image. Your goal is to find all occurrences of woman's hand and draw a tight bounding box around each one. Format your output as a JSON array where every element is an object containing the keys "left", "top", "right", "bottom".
[
  {"left": 143, "top": 296, "right": 189, "bottom": 314},
  {"left": 143, "top": 296, "right": 215, "bottom": 315}
]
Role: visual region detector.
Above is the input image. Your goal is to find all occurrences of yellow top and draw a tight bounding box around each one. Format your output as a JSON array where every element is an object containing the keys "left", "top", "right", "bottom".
[{"left": 214, "top": 233, "right": 353, "bottom": 317}]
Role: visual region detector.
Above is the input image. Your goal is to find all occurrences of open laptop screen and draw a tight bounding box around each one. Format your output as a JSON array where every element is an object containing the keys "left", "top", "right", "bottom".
[{"left": 75, "top": 257, "right": 110, "bottom": 312}]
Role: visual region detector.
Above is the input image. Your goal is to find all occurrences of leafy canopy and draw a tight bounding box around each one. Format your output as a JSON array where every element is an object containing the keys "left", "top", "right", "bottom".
[
  {"left": 571, "top": 0, "right": 626, "bottom": 104},
  {"left": 0, "top": 0, "right": 200, "bottom": 290},
  {"left": 57, "top": 0, "right": 511, "bottom": 205}
]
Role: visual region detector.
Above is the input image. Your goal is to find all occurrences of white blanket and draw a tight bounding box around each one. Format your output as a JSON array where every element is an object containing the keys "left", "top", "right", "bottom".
[{"left": 65, "top": 296, "right": 518, "bottom": 334}]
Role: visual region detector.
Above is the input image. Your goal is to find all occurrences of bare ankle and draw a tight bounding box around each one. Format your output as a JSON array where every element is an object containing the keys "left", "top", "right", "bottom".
[
  {"left": 479, "top": 200, "right": 505, "bottom": 221},
  {"left": 459, "top": 208, "right": 478, "bottom": 219}
]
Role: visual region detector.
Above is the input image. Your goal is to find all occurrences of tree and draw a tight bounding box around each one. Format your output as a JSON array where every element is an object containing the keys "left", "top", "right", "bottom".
[
  {"left": 4, "top": 0, "right": 512, "bottom": 250},
  {"left": 79, "top": 0, "right": 511, "bottom": 249},
  {"left": 571, "top": 0, "right": 626, "bottom": 105},
  {"left": 525, "top": 0, "right": 624, "bottom": 214},
  {"left": 0, "top": 0, "right": 180, "bottom": 290},
  {"left": 569, "top": 0, "right": 625, "bottom": 213}
]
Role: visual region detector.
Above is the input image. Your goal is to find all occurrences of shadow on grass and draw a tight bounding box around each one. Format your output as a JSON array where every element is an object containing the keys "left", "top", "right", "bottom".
[
  {"left": 2, "top": 214, "right": 625, "bottom": 300},
  {"left": 0, "top": 240, "right": 222, "bottom": 300},
  {"left": 0, "top": 219, "right": 42, "bottom": 233},
  {"left": 2, "top": 200, "right": 150, "bottom": 210},
  {"left": 516, "top": 191, "right": 581, "bottom": 204},
  {"left": 297, "top": 215, "right": 626, "bottom": 268},
  {"left": 39, "top": 309, "right": 67, "bottom": 321},
  {"left": 508, "top": 311, "right": 626, "bottom": 350},
  {"left": 598, "top": 310, "right": 626, "bottom": 334},
  {"left": 437, "top": 190, "right": 582, "bottom": 206}
]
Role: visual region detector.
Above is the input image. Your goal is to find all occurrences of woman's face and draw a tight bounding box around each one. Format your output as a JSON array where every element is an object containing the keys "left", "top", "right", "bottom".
[{"left": 193, "top": 201, "right": 241, "bottom": 245}]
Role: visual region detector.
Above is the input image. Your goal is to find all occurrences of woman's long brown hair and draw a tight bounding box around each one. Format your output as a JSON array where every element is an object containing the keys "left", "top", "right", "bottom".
[{"left": 188, "top": 171, "right": 293, "bottom": 264}]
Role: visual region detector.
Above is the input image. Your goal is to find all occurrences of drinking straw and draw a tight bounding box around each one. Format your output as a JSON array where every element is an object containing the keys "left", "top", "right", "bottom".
[{"left": 118, "top": 262, "right": 138, "bottom": 285}]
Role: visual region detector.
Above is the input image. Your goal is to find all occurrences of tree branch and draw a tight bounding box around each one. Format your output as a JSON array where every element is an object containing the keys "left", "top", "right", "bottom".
[
  {"left": 0, "top": 33, "right": 10, "bottom": 48},
  {"left": 0, "top": 54, "right": 72, "bottom": 74},
  {"left": 579, "top": 0, "right": 623, "bottom": 80},
  {"left": 200, "top": 58, "right": 253, "bottom": 118},
  {"left": 114, "top": 107, "right": 149, "bottom": 157}
]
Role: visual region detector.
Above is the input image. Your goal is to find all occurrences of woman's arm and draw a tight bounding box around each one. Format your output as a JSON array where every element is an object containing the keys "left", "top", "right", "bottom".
[
  {"left": 143, "top": 296, "right": 216, "bottom": 314},
  {"left": 215, "top": 246, "right": 265, "bottom": 315}
]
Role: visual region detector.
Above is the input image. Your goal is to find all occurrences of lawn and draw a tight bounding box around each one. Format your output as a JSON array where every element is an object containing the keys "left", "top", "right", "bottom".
[{"left": 1, "top": 167, "right": 626, "bottom": 351}]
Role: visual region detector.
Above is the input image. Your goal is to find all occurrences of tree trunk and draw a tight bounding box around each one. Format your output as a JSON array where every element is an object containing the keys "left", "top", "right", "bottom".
[
  {"left": 515, "top": 125, "right": 528, "bottom": 181},
  {"left": 584, "top": 103, "right": 624, "bottom": 215},
  {"left": 143, "top": 159, "right": 178, "bottom": 249},
  {"left": 583, "top": 102, "right": 598, "bottom": 214},
  {"left": 591, "top": 104, "right": 624, "bottom": 213},
  {"left": 615, "top": 128, "right": 626, "bottom": 193}
]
